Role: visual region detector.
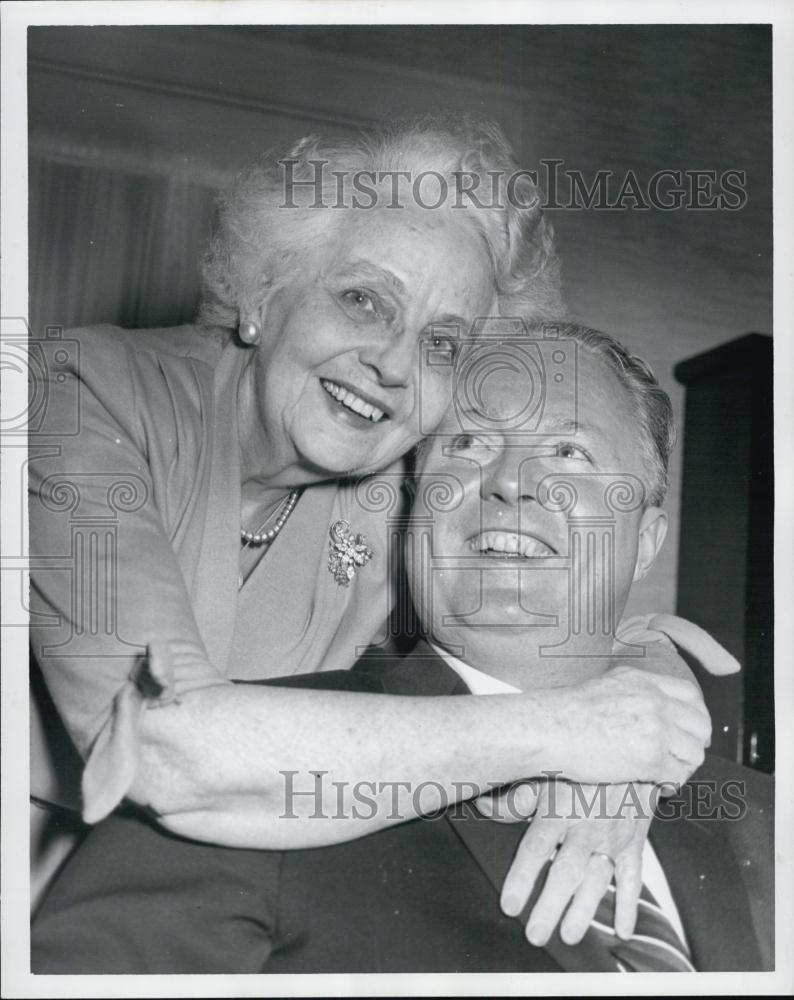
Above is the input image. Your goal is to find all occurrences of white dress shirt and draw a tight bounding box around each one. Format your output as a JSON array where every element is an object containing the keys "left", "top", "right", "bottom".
[{"left": 429, "top": 642, "right": 689, "bottom": 949}]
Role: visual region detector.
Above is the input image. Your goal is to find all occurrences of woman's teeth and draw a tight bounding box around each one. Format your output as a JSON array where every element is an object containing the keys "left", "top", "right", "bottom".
[
  {"left": 321, "top": 379, "right": 385, "bottom": 422},
  {"left": 471, "top": 531, "right": 555, "bottom": 558}
]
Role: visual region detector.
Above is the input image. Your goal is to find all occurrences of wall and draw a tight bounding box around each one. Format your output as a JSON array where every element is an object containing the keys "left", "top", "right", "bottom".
[{"left": 27, "top": 24, "right": 772, "bottom": 618}]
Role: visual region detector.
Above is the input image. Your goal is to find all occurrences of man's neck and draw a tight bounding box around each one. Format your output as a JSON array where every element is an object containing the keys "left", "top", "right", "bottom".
[{"left": 428, "top": 632, "right": 612, "bottom": 690}]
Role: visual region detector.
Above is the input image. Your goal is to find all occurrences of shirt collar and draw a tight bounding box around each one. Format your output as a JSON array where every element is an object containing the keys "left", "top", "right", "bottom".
[{"left": 428, "top": 643, "right": 522, "bottom": 695}]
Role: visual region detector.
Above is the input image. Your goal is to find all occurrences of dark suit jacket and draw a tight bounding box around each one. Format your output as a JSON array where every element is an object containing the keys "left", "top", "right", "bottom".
[{"left": 259, "top": 642, "right": 774, "bottom": 973}]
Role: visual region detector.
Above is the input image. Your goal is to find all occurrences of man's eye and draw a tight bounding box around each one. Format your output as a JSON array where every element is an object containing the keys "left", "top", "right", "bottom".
[{"left": 555, "top": 442, "right": 590, "bottom": 461}]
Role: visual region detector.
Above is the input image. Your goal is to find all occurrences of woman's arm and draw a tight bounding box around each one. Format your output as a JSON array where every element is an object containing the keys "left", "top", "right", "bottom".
[{"left": 130, "top": 651, "right": 708, "bottom": 849}]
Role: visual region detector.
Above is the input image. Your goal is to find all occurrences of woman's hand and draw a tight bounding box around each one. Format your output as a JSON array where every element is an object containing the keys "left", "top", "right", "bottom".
[
  {"left": 477, "top": 781, "right": 655, "bottom": 944},
  {"left": 547, "top": 663, "right": 710, "bottom": 787}
]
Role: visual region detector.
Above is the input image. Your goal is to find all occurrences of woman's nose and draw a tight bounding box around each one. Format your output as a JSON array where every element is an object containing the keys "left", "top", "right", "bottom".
[
  {"left": 358, "top": 332, "right": 416, "bottom": 387},
  {"left": 480, "top": 452, "right": 538, "bottom": 506}
]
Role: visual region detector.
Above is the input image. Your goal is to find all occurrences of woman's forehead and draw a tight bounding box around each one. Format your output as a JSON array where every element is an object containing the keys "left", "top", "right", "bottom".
[
  {"left": 318, "top": 206, "right": 495, "bottom": 305},
  {"left": 331, "top": 203, "right": 482, "bottom": 254}
]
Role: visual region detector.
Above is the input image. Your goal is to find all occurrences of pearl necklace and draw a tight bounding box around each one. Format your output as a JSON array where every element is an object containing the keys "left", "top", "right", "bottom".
[{"left": 240, "top": 488, "right": 301, "bottom": 546}]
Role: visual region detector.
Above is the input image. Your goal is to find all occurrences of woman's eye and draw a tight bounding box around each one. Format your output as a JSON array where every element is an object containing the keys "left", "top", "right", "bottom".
[
  {"left": 340, "top": 289, "right": 378, "bottom": 316},
  {"left": 450, "top": 433, "right": 491, "bottom": 451},
  {"left": 425, "top": 333, "right": 458, "bottom": 360},
  {"left": 555, "top": 442, "right": 590, "bottom": 461}
]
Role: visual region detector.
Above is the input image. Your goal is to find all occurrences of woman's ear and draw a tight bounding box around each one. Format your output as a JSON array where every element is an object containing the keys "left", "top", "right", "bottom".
[
  {"left": 238, "top": 272, "right": 277, "bottom": 343},
  {"left": 633, "top": 507, "right": 668, "bottom": 582},
  {"left": 237, "top": 319, "right": 261, "bottom": 345}
]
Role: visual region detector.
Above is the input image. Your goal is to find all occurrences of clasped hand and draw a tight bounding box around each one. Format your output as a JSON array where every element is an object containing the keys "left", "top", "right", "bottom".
[
  {"left": 477, "top": 780, "right": 654, "bottom": 945},
  {"left": 477, "top": 653, "right": 718, "bottom": 946}
]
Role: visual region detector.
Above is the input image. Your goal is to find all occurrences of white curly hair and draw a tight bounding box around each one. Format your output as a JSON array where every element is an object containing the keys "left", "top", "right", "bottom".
[{"left": 197, "top": 111, "right": 562, "bottom": 331}]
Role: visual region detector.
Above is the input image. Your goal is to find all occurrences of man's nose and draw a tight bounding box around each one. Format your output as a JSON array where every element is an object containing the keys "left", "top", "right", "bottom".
[
  {"left": 480, "top": 452, "right": 539, "bottom": 506},
  {"left": 358, "top": 331, "right": 417, "bottom": 387}
]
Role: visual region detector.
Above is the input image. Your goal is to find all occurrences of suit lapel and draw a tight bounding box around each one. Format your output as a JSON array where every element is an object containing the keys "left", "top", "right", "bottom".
[
  {"left": 448, "top": 802, "right": 621, "bottom": 972},
  {"left": 650, "top": 804, "right": 762, "bottom": 970}
]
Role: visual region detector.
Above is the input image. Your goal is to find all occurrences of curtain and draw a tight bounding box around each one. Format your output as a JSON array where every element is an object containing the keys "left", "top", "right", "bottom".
[{"left": 29, "top": 156, "right": 217, "bottom": 335}]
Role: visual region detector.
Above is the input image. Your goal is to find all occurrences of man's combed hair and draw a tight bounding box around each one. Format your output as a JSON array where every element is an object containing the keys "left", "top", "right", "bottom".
[
  {"left": 197, "top": 112, "right": 562, "bottom": 329},
  {"left": 532, "top": 323, "right": 676, "bottom": 507}
]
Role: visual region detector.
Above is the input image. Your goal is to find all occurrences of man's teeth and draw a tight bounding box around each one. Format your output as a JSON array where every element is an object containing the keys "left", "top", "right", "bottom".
[
  {"left": 321, "top": 380, "right": 385, "bottom": 422},
  {"left": 471, "top": 531, "right": 554, "bottom": 558}
]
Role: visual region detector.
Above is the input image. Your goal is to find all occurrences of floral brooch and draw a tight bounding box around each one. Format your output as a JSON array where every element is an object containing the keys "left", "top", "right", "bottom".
[{"left": 328, "top": 519, "right": 373, "bottom": 587}]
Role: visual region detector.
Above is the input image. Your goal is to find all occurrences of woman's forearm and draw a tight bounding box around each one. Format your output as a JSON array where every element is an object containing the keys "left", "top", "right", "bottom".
[{"left": 131, "top": 667, "right": 708, "bottom": 849}]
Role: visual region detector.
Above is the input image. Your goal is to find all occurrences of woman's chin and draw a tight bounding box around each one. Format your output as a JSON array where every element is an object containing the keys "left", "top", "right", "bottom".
[
  {"left": 293, "top": 424, "right": 409, "bottom": 480},
  {"left": 294, "top": 439, "right": 387, "bottom": 480}
]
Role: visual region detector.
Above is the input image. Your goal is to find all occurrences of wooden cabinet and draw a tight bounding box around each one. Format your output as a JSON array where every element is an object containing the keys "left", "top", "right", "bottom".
[{"left": 675, "top": 333, "right": 773, "bottom": 772}]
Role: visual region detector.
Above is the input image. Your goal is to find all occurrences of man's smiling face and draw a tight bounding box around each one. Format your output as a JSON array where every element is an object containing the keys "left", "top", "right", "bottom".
[{"left": 408, "top": 341, "right": 667, "bottom": 684}]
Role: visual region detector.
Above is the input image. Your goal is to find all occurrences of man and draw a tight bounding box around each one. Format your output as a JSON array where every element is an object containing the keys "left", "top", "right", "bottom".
[
  {"left": 262, "top": 323, "right": 772, "bottom": 972},
  {"left": 32, "top": 324, "right": 770, "bottom": 973}
]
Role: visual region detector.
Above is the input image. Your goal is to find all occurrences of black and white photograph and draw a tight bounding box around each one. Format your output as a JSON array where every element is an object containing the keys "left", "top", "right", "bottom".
[{"left": 1, "top": 1, "right": 791, "bottom": 996}]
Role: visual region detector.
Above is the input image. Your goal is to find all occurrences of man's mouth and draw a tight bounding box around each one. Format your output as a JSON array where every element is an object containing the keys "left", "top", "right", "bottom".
[
  {"left": 470, "top": 531, "right": 557, "bottom": 558},
  {"left": 321, "top": 379, "right": 387, "bottom": 423}
]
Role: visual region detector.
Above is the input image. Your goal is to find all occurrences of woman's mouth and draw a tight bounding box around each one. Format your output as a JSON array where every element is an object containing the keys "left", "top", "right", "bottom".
[
  {"left": 470, "top": 531, "right": 556, "bottom": 558},
  {"left": 321, "top": 379, "right": 387, "bottom": 423}
]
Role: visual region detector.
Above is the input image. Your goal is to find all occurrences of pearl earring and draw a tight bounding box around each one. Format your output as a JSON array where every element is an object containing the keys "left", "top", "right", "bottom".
[{"left": 238, "top": 320, "right": 261, "bottom": 346}]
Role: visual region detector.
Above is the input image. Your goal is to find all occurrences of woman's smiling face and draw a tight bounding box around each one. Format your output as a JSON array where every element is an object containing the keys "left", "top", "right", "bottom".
[{"left": 241, "top": 206, "right": 497, "bottom": 484}]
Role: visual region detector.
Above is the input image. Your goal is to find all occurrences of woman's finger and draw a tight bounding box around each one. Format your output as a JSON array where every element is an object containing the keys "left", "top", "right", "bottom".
[
  {"left": 645, "top": 672, "right": 703, "bottom": 703},
  {"left": 648, "top": 614, "right": 741, "bottom": 676},
  {"left": 669, "top": 699, "right": 712, "bottom": 744},
  {"left": 559, "top": 853, "right": 615, "bottom": 944},
  {"left": 667, "top": 728, "right": 707, "bottom": 772}
]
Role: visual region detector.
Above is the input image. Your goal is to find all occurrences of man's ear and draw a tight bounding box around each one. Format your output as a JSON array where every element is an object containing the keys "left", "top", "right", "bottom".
[{"left": 633, "top": 507, "right": 668, "bottom": 582}]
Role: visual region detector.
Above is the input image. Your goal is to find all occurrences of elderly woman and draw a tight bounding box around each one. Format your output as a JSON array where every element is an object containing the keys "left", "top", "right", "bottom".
[{"left": 30, "top": 114, "right": 712, "bottom": 971}]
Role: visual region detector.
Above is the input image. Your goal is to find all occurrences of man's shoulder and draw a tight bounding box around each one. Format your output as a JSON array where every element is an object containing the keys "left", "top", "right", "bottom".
[
  {"left": 669, "top": 754, "right": 775, "bottom": 971},
  {"left": 693, "top": 754, "right": 773, "bottom": 813}
]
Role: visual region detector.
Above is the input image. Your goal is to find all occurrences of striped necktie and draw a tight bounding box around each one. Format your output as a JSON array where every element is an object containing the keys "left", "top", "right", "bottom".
[
  {"left": 446, "top": 804, "right": 698, "bottom": 973},
  {"left": 590, "top": 882, "right": 696, "bottom": 972}
]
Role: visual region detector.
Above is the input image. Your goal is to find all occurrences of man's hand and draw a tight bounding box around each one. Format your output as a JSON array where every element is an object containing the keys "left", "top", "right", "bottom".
[
  {"left": 478, "top": 781, "right": 654, "bottom": 944},
  {"left": 548, "top": 665, "right": 710, "bottom": 787}
]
